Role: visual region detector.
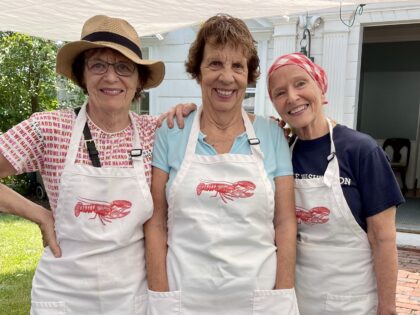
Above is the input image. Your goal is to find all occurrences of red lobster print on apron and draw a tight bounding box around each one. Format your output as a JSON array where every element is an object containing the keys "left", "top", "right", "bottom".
[
  {"left": 74, "top": 198, "right": 132, "bottom": 225},
  {"left": 196, "top": 180, "right": 256, "bottom": 203},
  {"left": 30, "top": 102, "right": 153, "bottom": 315},
  {"left": 147, "top": 106, "right": 299, "bottom": 315},
  {"left": 292, "top": 119, "right": 377, "bottom": 315}
]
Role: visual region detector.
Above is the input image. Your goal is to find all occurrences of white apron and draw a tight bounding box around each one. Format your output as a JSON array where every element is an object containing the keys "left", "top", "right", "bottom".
[
  {"left": 293, "top": 119, "right": 377, "bottom": 315},
  {"left": 30, "top": 103, "right": 153, "bottom": 315},
  {"left": 148, "top": 106, "right": 299, "bottom": 315}
]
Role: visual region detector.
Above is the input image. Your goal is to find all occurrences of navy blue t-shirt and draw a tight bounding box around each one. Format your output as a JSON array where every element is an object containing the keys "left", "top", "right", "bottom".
[{"left": 292, "top": 124, "right": 405, "bottom": 231}]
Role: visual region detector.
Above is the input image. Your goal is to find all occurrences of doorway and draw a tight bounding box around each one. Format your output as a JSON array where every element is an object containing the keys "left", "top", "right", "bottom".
[
  {"left": 358, "top": 24, "right": 420, "bottom": 232},
  {"left": 357, "top": 23, "right": 420, "bottom": 195}
]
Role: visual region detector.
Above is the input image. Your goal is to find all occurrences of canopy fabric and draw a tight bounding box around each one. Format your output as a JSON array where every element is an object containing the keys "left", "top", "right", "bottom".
[{"left": 0, "top": 0, "right": 412, "bottom": 41}]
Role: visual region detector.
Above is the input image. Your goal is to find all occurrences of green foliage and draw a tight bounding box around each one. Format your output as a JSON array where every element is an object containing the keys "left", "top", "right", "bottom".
[
  {"left": 0, "top": 174, "right": 32, "bottom": 195},
  {"left": 0, "top": 214, "right": 43, "bottom": 314},
  {"left": 0, "top": 32, "right": 57, "bottom": 131},
  {"left": 0, "top": 32, "right": 86, "bottom": 196},
  {"left": 55, "top": 75, "right": 86, "bottom": 110},
  {"left": 0, "top": 32, "right": 85, "bottom": 133}
]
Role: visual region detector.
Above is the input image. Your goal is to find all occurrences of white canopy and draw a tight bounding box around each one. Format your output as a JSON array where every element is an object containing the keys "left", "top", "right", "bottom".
[{"left": 0, "top": 0, "right": 412, "bottom": 41}]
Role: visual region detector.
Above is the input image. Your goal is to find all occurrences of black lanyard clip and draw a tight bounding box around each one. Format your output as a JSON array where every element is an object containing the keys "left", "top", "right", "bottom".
[{"left": 130, "top": 149, "right": 143, "bottom": 157}]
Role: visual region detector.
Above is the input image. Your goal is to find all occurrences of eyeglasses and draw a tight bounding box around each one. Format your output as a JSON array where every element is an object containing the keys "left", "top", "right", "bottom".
[{"left": 86, "top": 59, "right": 136, "bottom": 76}]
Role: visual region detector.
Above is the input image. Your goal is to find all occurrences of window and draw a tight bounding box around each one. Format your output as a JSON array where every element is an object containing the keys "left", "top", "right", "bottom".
[
  {"left": 243, "top": 83, "right": 256, "bottom": 113},
  {"left": 243, "top": 41, "right": 258, "bottom": 113},
  {"left": 131, "top": 47, "right": 150, "bottom": 115}
]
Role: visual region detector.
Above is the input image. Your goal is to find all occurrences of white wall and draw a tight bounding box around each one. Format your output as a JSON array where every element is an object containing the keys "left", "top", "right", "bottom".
[
  {"left": 144, "top": 28, "right": 200, "bottom": 115},
  {"left": 144, "top": 2, "right": 420, "bottom": 121},
  {"left": 144, "top": 22, "right": 275, "bottom": 116},
  {"left": 143, "top": 4, "right": 420, "bottom": 188}
]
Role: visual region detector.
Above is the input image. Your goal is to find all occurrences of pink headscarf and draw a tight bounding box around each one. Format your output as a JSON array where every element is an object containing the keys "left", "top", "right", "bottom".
[{"left": 267, "top": 52, "right": 328, "bottom": 100}]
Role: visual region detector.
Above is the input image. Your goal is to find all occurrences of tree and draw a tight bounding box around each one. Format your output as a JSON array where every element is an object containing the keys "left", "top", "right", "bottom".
[
  {"left": 0, "top": 32, "right": 84, "bottom": 195},
  {"left": 0, "top": 32, "right": 84, "bottom": 133},
  {"left": 0, "top": 32, "right": 56, "bottom": 131}
]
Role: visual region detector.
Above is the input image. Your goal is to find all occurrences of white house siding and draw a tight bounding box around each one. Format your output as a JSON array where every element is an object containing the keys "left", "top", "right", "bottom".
[
  {"left": 143, "top": 3, "right": 420, "bottom": 189},
  {"left": 270, "top": 11, "right": 356, "bottom": 127},
  {"left": 265, "top": 18, "right": 298, "bottom": 118},
  {"left": 143, "top": 23, "right": 276, "bottom": 116},
  {"left": 251, "top": 27, "right": 273, "bottom": 117},
  {"left": 143, "top": 28, "right": 201, "bottom": 116},
  {"left": 143, "top": 3, "right": 420, "bottom": 122}
]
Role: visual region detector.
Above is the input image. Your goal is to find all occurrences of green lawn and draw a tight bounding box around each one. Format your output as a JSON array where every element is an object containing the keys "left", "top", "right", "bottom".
[{"left": 0, "top": 214, "right": 43, "bottom": 315}]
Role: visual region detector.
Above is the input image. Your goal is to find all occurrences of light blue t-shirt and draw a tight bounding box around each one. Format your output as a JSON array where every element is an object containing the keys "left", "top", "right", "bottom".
[{"left": 152, "top": 111, "right": 293, "bottom": 191}]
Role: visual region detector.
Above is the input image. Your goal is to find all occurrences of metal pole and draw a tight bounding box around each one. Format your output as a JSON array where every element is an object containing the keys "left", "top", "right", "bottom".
[{"left": 413, "top": 101, "right": 420, "bottom": 196}]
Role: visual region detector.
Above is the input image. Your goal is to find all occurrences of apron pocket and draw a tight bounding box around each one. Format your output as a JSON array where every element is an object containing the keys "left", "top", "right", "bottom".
[
  {"left": 252, "top": 288, "right": 300, "bottom": 315},
  {"left": 31, "top": 301, "right": 66, "bottom": 315},
  {"left": 135, "top": 294, "right": 148, "bottom": 315},
  {"left": 325, "top": 293, "right": 377, "bottom": 315},
  {"left": 147, "top": 289, "right": 181, "bottom": 315}
]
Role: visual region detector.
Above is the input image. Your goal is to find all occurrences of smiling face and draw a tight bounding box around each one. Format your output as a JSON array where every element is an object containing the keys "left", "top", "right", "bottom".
[
  {"left": 269, "top": 64, "right": 327, "bottom": 139},
  {"left": 198, "top": 43, "right": 248, "bottom": 114},
  {"left": 83, "top": 48, "right": 140, "bottom": 113}
]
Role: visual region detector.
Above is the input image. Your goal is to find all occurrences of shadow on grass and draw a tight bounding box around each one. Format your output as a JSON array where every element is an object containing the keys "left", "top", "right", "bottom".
[
  {"left": 0, "top": 213, "right": 27, "bottom": 223},
  {"left": 0, "top": 268, "right": 35, "bottom": 315}
]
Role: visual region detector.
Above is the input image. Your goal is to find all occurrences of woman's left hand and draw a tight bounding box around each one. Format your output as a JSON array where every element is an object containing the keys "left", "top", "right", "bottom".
[{"left": 157, "top": 103, "right": 197, "bottom": 129}]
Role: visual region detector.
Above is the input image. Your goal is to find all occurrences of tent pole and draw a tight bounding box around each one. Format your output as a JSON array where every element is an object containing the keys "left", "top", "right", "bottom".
[{"left": 413, "top": 101, "right": 420, "bottom": 196}]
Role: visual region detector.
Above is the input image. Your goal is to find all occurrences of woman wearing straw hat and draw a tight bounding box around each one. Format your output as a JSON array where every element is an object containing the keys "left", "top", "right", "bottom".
[{"left": 0, "top": 14, "right": 175, "bottom": 314}]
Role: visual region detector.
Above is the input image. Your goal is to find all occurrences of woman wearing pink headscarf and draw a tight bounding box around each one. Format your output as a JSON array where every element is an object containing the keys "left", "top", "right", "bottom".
[{"left": 267, "top": 52, "right": 404, "bottom": 315}]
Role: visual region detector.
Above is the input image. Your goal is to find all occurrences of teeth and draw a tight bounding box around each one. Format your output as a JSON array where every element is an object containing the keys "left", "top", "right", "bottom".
[
  {"left": 216, "top": 89, "right": 233, "bottom": 96},
  {"left": 289, "top": 105, "right": 307, "bottom": 114},
  {"left": 102, "top": 88, "right": 122, "bottom": 95}
]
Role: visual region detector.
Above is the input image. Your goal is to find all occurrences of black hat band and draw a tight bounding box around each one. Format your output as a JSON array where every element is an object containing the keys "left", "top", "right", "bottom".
[{"left": 82, "top": 31, "right": 143, "bottom": 59}]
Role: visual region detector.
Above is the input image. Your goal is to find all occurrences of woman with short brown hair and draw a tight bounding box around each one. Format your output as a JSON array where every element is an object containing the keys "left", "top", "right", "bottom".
[{"left": 145, "top": 14, "right": 299, "bottom": 315}]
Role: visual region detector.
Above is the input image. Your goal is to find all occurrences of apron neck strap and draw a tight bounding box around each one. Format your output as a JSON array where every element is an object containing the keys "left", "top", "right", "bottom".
[
  {"left": 66, "top": 101, "right": 88, "bottom": 165},
  {"left": 185, "top": 106, "right": 263, "bottom": 157},
  {"left": 289, "top": 117, "right": 339, "bottom": 187},
  {"left": 323, "top": 118, "right": 339, "bottom": 187},
  {"left": 290, "top": 118, "right": 336, "bottom": 155},
  {"left": 65, "top": 101, "right": 142, "bottom": 168},
  {"left": 74, "top": 107, "right": 101, "bottom": 167},
  {"left": 326, "top": 118, "right": 336, "bottom": 155},
  {"left": 128, "top": 110, "right": 144, "bottom": 170},
  {"left": 241, "top": 108, "right": 264, "bottom": 158}
]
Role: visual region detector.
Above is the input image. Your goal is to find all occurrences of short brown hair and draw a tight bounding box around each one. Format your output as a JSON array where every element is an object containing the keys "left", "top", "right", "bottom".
[
  {"left": 71, "top": 48, "right": 150, "bottom": 101},
  {"left": 185, "top": 14, "right": 260, "bottom": 84}
]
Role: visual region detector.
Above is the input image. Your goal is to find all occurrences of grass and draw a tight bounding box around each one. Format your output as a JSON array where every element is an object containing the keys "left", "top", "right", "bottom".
[{"left": 0, "top": 214, "right": 43, "bottom": 315}]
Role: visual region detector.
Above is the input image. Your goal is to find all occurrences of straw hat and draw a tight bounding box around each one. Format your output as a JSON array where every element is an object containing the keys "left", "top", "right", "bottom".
[{"left": 56, "top": 15, "right": 164, "bottom": 89}]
